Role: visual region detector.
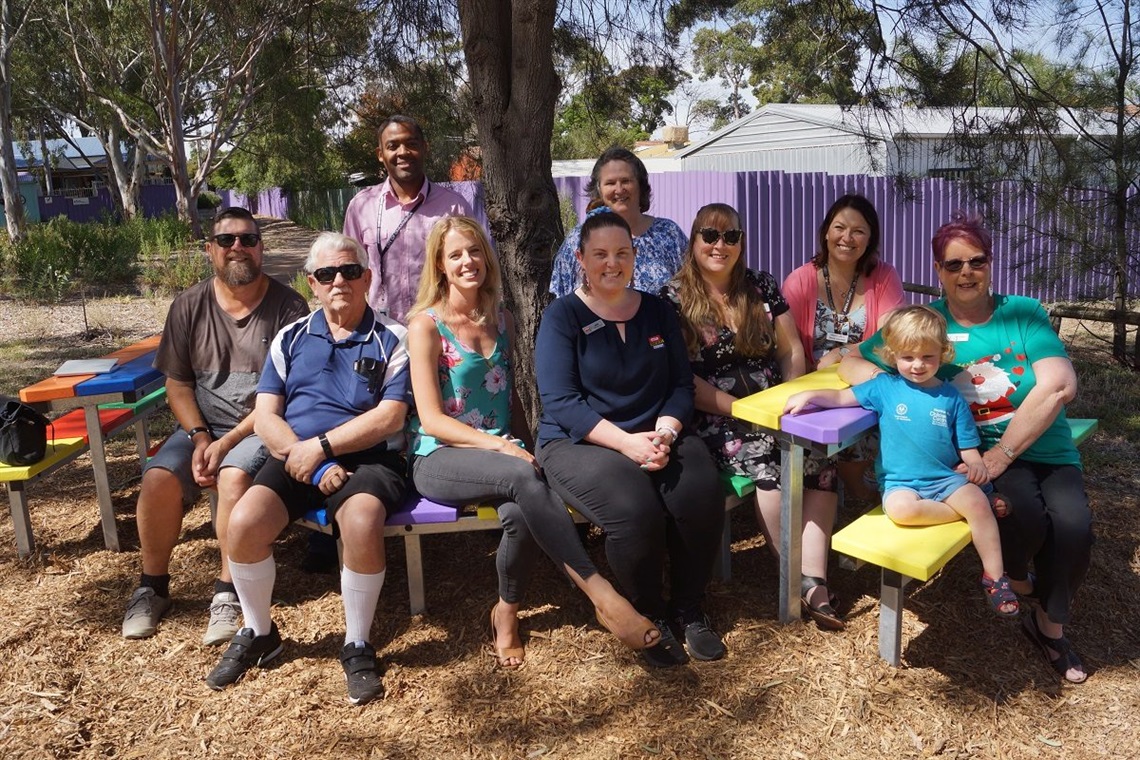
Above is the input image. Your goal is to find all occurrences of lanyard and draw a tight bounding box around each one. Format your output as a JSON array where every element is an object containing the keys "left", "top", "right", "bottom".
[
  {"left": 822, "top": 264, "right": 859, "bottom": 322},
  {"left": 376, "top": 181, "right": 430, "bottom": 260}
]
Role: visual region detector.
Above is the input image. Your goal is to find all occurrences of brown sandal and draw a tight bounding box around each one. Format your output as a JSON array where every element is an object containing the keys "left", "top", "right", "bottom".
[
  {"left": 801, "top": 576, "right": 845, "bottom": 631},
  {"left": 488, "top": 605, "right": 524, "bottom": 669}
]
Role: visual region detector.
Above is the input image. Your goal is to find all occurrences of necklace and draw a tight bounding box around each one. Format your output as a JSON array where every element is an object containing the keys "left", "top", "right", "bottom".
[{"left": 822, "top": 264, "right": 859, "bottom": 328}]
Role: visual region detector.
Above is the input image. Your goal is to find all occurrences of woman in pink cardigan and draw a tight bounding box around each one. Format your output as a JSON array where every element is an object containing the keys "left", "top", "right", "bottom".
[
  {"left": 783, "top": 194, "right": 904, "bottom": 369},
  {"left": 783, "top": 194, "right": 904, "bottom": 499}
]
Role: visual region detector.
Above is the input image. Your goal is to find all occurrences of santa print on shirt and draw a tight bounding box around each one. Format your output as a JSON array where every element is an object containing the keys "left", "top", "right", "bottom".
[{"left": 947, "top": 341, "right": 1028, "bottom": 429}]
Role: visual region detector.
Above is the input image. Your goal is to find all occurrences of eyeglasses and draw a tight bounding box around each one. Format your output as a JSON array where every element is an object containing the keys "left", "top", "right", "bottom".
[
  {"left": 211, "top": 233, "right": 261, "bottom": 248},
  {"left": 698, "top": 227, "right": 743, "bottom": 246},
  {"left": 311, "top": 263, "right": 365, "bottom": 284},
  {"left": 940, "top": 255, "right": 991, "bottom": 273}
]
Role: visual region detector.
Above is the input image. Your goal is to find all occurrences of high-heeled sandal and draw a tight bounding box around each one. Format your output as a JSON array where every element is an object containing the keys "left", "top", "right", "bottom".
[
  {"left": 800, "top": 576, "right": 845, "bottom": 631},
  {"left": 595, "top": 608, "right": 660, "bottom": 650},
  {"left": 488, "top": 605, "right": 525, "bottom": 669}
]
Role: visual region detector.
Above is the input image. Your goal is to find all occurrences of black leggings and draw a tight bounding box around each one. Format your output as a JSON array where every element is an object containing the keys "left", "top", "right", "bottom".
[
  {"left": 537, "top": 434, "right": 724, "bottom": 620},
  {"left": 994, "top": 461, "right": 1093, "bottom": 625}
]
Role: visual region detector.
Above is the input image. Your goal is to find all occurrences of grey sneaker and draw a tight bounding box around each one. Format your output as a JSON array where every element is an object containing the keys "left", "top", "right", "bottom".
[
  {"left": 202, "top": 592, "right": 241, "bottom": 646},
  {"left": 122, "top": 586, "right": 173, "bottom": 639},
  {"left": 205, "top": 624, "right": 283, "bottom": 690}
]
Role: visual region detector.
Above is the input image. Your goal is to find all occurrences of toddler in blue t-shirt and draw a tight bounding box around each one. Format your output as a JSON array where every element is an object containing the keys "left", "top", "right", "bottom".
[{"left": 784, "top": 305, "right": 1018, "bottom": 617}]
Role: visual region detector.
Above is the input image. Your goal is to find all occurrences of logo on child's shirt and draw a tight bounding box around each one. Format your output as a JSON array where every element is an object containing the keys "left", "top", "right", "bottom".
[
  {"left": 648, "top": 335, "right": 665, "bottom": 349},
  {"left": 894, "top": 403, "right": 911, "bottom": 422},
  {"left": 929, "top": 408, "right": 948, "bottom": 428}
]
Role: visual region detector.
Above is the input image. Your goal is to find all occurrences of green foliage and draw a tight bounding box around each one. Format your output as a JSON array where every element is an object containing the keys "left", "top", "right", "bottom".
[
  {"left": 338, "top": 37, "right": 474, "bottom": 182},
  {"left": 138, "top": 248, "right": 210, "bottom": 296},
  {"left": 289, "top": 270, "right": 314, "bottom": 303},
  {"left": 0, "top": 215, "right": 194, "bottom": 300},
  {"left": 288, "top": 188, "right": 359, "bottom": 232},
  {"left": 197, "top": 190, "right": 222, "bottom": 209},
  {"left": 551, "top": 31, "right": 685, "bottom": 159},
  {"left": 691, "top": 22, "right": 758, "bottom": 121}
]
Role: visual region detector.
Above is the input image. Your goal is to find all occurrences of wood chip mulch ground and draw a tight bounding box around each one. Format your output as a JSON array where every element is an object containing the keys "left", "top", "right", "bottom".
[{"left": 0, "top": 220, "right": 1137, "bottom": 759}]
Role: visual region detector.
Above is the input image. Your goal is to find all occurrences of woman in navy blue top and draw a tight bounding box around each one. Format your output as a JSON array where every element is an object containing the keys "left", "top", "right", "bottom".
[{"left": 535, "top": 212, "right": 726, "bottom": 667}]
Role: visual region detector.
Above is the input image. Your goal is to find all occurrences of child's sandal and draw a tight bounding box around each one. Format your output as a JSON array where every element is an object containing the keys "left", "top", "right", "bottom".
[
  {"left": 981, "top": 574, "right": 1020, "bottom": 617},
  {"left": 988, "top": 491, "right": 1013, "bottom": 518}
]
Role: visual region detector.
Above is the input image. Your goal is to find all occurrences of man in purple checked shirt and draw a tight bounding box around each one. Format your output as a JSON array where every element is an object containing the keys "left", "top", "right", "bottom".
[{"left": 342, "top": 114, "right": 473, "bottom": 325}]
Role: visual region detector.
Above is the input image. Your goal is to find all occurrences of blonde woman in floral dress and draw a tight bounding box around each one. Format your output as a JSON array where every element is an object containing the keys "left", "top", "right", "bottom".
[{"left": 407, "top": 217, "right": 659, "bottom": 669}]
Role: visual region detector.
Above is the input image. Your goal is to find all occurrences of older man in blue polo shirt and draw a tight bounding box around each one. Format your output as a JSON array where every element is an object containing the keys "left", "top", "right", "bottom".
[{"left": 205, "top": 232, "right": 410, "bottom": 705}]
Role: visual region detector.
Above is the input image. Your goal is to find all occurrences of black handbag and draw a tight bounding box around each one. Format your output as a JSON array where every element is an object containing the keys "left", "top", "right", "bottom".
[{"left": 0, "top": 396, "right": 50, "bottom": 466}]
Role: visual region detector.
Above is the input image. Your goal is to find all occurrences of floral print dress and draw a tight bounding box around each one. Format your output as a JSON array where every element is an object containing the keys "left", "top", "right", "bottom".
[
  {"left": 410, "top": 308, "right": 512, "bottom": 457},
  {"left": 663, "top": 269, "right": 836, "bottom": 492}
]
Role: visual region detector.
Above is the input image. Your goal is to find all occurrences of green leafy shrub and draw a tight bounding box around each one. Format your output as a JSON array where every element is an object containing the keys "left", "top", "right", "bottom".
[
  {"left": 289, "top": 269, "right": 314, "bottom": 302},
  {"left": 197, "top": 190, "right": 222, "bottom": 209}
]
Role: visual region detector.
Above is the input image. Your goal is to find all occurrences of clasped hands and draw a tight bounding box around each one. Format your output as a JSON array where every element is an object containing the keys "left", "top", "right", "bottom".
[
  {"left": 283, "top": 435, "right": 350, "bottom": 495},
  {"left": 625, "top": 429, "right": 673, "bottom": 472}
]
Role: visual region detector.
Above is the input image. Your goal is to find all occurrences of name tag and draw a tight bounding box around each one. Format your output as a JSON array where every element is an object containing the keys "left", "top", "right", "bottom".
[
  {"left": 948, "top": 333, "right": 969, "bottom": 342},
  {"left": 582, "top": 319, "right": 605, "bottom": 335},
  {"left": 826, "top": 332, "right": 849, "bottom": 344},
  {"left": 648, "top": 335, "right": 665, "bottom": 349}
]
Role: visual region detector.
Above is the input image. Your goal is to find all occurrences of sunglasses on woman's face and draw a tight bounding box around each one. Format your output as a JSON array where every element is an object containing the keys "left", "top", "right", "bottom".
[
  {"left": 311, "top": 263, "right": 365, "bottom": 284},
  {"left": 939, "top": 255, "right": 991, "bottom": 273},
  {"left": 698, "top": 227, "right": 743, "bottom": 245},
  {"left": 212, "top": 233, "right": 261, "bottom": 248}
]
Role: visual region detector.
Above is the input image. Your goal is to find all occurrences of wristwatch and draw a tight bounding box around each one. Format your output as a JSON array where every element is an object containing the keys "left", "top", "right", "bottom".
[
  {"left": 187, "top": 426, "right": 212, "bottom": 440},
  {"left": 996, "top": 441, "right": 1017, "bottom": 460},
  {"left": 838, "top": 346, "right": 852, "bottom": 357}
]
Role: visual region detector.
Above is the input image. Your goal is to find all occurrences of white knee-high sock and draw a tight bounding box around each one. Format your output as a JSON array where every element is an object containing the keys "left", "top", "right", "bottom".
[
  {"left": 229, "top": 555, "right": 276, "bottom": 637},
  {"left": 342, "top": 567, "right": 385, "bottom": 646}
]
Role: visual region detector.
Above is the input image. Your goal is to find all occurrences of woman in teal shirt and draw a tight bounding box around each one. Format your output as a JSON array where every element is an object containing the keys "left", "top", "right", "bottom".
[{"left": 840, "top": 215, "right": 1092, "bottom": 683}]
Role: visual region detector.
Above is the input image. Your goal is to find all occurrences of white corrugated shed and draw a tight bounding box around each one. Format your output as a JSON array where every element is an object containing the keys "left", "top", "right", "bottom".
[{"left": 675, "top": 104, "right": 1114, "bottom": 177}]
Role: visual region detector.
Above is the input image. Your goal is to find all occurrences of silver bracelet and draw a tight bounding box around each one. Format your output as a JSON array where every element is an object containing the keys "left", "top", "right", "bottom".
[{"left": 656, "top": 424, "right": 681, "bottom": 442}]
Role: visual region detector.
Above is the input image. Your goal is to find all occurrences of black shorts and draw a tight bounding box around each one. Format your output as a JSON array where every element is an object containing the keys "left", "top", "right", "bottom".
[{"left": 254, "top": 449, "right": 408, "bottom": 526}]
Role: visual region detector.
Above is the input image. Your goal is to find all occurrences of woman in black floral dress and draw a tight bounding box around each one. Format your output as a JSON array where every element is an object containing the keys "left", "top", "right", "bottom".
[{"left": 662, "top": 203, "right": 844, "bottom": 630}]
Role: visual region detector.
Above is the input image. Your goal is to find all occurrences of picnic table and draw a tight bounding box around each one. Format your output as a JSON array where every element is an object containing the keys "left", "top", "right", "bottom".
[
  {"left": 17, "top": 336, "right": 165, "bottom": 552},
  {"left": 730, "top": 365, "right": 877, "bottom": 623}
]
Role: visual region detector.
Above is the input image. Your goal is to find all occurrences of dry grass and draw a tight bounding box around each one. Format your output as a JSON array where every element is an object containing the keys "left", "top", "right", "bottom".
[{"left": 0, "top": 230, "right": 1137, "bottom": 759}]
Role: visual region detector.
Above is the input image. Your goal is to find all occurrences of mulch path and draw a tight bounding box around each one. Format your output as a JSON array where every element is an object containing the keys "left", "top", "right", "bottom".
[{"left": 0, "top": 220, "right": 1137, "bottom": 758}]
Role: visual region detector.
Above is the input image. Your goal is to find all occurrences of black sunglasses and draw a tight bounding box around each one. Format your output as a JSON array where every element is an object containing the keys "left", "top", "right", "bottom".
[
  {"left": 212, "top": 233, "right": 261, "bottom": 248},
  {"left": 698, "top": 227, "right": 743, "bottom": 246},
  {"left": 311, "top": 263, "right": 365, "bottom": 284},
  {"left": 940, "top": 255, "right": 991, "bottom": 273}
]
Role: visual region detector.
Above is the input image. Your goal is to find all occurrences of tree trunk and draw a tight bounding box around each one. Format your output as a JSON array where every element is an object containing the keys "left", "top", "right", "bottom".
[
  {"left": 0, "top": 0, "right": 25, "bottom": 243},
  {"left": 103, "top": 123, "right": 144, "bottom": 220},
  {"left": 458, "top": 0, "right": 563, "bottom": 432}
]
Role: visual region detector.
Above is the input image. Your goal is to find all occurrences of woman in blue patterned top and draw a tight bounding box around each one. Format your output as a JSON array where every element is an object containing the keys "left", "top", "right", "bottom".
[
  {"left": 549, "top": 147, "right": 687, "bottom": 297},
  {"left": 407, "top": 216, "right": 658, "bottom": 669}
]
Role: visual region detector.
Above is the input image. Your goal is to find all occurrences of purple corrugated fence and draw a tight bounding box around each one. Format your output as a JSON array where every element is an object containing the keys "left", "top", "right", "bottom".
[{"left": 554, "top": 171, "right": 1139, "bottom": 302}]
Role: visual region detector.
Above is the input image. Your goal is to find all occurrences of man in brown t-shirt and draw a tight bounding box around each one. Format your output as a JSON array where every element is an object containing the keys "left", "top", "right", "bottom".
[{"left": 122, "top": 207, "right": 309, "bottom": 644}]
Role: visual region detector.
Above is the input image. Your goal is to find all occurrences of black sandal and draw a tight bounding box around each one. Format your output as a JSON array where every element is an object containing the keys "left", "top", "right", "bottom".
[
  {"left": 800, "top": 576, "right": 845, "bottom": 631},
  {"left": 1021, "top": 610, "right": 1088, "bottom": 684}
]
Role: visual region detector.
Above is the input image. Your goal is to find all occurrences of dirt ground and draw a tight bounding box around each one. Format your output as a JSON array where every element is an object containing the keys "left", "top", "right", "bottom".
[{"left": 0, "top": 220, "right": 1137, "bottom": 759}]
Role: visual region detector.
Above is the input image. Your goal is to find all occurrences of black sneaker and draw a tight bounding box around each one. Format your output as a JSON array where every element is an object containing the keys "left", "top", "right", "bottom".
[
  {"left": 205, "top": 624, "right": 283, "bottom": 690},
  {"left": 341, "top": 641, "right": 383, "bottom": 705},
  {"left": 641, "top": 619, "right": 690, "bottom": 668},
  {"left": 678, "top": 614, "right": 726, "bottom": 661}
]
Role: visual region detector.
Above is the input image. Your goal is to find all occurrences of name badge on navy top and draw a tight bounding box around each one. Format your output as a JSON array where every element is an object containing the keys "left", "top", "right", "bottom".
[
  {"left": 582, "top": 319, "right": 605, "bottom": 335},
  {"left": 648, "top": 335, "right": 665, "bottom": 349},
  {"left": 948, "top": 333, "right": 969, "bottom": 342}
]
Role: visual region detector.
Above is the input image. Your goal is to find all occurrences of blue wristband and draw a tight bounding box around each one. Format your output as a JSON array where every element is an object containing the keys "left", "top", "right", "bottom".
[{"left": 312, "top": 460, "right": 339, "bottom": 485}]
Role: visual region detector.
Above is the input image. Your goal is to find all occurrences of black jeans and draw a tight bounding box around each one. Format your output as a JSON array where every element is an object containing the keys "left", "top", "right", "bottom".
[
  {"left": 994, "top": 461, "right": 1093, "bottom": 624},
  {"left": 412, "top": 447, "right": 597, "bottom": 603},
  {"left": 537, "top": 434, "right": 724, "bottom": 620}
]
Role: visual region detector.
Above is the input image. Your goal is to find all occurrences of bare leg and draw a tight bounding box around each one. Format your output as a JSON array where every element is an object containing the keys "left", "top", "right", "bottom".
[
  {"left": 884, "top": 486, "right": 1005, "bottom": 580},
  {"left": 754, "top": 488, "right": 838, "bottom": 608},
  {"left": 490, "top": 600, "right": 524, "bottom": 667},
  {"left": 213, "top": 468, "right": 253, "bottom": 583},
  {"left": 137, "top": 468, "right": 186, "bottom": 577}
]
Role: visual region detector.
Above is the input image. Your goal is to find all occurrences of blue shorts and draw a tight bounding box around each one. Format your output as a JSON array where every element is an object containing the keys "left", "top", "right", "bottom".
[
  {"left": 143, "top": 427, "right": 267, "bottom": 505},
  {"left": 883, "top": 472, "right": 975, "bottom": 504}
]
